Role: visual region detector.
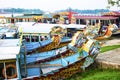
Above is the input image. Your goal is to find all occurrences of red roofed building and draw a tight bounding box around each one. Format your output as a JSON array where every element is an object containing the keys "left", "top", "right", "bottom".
[
  {"left": 73, "top": 13, "right": 119, "bottom": 26},
  {"left": 103, "top": 11, "right": 120, "bottom": 27}
]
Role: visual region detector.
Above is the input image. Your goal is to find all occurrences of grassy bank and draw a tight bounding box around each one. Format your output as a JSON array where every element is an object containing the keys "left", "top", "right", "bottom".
[
  {"left": 65, "top": 68, "right": 120, "bottom": 80},
  {"left": 100, "top": 44, "right": 120, "bottom": 53}
]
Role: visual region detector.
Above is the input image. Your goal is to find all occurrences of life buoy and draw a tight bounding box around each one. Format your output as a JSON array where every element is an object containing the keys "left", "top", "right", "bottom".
[{"left": 2, "top": 64, "right": 17, "bottom": 79}]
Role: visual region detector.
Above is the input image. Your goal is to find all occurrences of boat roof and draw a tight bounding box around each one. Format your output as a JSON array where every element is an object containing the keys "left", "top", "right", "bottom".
[
  {"left": 0, "top": 39, "right": 20, "bottom": 60},
  {"left": 16, "top": 22, "right": 86, "bottom": 34}
]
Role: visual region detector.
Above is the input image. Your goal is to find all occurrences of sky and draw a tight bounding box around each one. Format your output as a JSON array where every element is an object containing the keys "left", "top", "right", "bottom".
[{"left": 0, "top": 0, "right": 119, "bottom": 12}]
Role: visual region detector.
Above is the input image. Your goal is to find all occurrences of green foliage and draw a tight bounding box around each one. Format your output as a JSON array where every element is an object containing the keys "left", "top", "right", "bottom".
[
  {"left": 65, "top": 68, "right": 120, "bottom": 80},
  {"left": 78, "top": 48, "right": 83, "bottom": 53},
  {"left": 78, "top": 48, "right": 83, "bottom": 57},
  {"left": 108, "top": 0, "right": 120, "bottom": 7},
  {"left": 100, "top": 45, "right": 120, "bottom": 53}
]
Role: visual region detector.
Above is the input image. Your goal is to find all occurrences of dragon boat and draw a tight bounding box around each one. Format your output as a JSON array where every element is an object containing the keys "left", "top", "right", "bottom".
[
  {"left": 17, "top": 23, "right": 85, "bottom": 54},
  {"left": 22, "top": 26, "right": 72, "bottom": 54},
  {"left": 83, "top": 23, "right": 117, "bottom": 41},
  {"left": 94, "top": 24, "right": 115, "bottom": 40},
  {"left": 19, "top": 31, "right": 100, "bottom": 80}
]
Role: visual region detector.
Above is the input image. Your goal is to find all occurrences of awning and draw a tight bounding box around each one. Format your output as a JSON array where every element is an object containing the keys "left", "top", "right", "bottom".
[
  {"left": 42, "top": 14, "right": 52, "bottom": 18},
  {"left": 0, "top": 16, "right": 5, "bottom": 18},
  {"left": 58, "top": 12, "right": 77, "bottom": 16},
  {"left": 103, "top": 11, "right": 120, "bottom": 16},
  {"left": 33, "top": 16, "right": 43, "bottom": 19},
  {"left": 59, "top": 12, "right": 69, "bottom": 15}
]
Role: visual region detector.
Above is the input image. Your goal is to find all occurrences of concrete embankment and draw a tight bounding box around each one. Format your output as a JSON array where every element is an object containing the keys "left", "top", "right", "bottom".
[{"left": 95, "top": 48, "right": 120, "bottom": 69}]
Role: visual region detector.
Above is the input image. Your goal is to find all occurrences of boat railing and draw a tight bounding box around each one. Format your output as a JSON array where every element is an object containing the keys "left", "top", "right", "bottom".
[
  {"left": 26, "top": 46, "right": 69, "bottom": 64},
  {"left": 68, "top": 45, "right": 78, "bottom": 52},
  {"left": 25, "top": 39, "right": 52, "bottom": 52},
  {"left": 61, "top": 58, "right": 69, "bottom": 66},
  {"left": 39, "top": 39, "right": 52, "bottom": 47}
]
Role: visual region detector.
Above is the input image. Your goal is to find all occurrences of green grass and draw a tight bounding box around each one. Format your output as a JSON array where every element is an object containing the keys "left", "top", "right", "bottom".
[
  {"left": 100, "top": 44, "right": 120, "bottom": 53},
  {"left": 65, "top": 68, "right": 120, "bottom": 80}
]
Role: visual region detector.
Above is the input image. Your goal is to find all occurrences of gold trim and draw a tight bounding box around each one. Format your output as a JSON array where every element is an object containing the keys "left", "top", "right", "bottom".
[{"left": 0, "top": 59, "right": 16, "bottom": 63}]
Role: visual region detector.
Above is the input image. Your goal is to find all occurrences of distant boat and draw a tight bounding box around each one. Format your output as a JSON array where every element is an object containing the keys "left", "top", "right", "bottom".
[
  {"left": 95, "top": 24, "right": 114, "bottom": 40},
  {"left": 0, "top": 24, "right": 18, "bottom": 39}
]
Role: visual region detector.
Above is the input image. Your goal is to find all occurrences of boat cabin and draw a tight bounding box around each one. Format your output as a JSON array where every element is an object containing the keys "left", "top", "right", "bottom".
[
  {"left": 0, "top": 39, "right": 21, "bottom": 79},
  {"left": 17, "top": 22, "right": 86, "bottom": 43}
]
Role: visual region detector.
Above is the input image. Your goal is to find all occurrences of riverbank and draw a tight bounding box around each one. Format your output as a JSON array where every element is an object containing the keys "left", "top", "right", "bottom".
[
  {"left": 95, "top": 34, "right": 120, "bottom": 69},
  {"left": 96, "top": 48, "right": 120, "bottom": 69}
]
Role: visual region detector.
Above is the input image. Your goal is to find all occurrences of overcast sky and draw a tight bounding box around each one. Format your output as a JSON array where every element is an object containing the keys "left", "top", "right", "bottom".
[{"left": 0, "top": 0, "right": 119, "bottom": 12}]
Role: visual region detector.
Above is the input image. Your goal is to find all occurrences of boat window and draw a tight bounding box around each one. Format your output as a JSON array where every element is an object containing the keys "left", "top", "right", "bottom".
[
  {"left": 0, "top": 63, "right": 4, "bottom": 79},
  {"left": 39, "top": 36, "right": 44, "bottom": 41},
  {"left": 31, "top": 36, "right": 39, "bottom": 42},
  {"left": 25, "top": 36, "right": 30, "bottom": 42},
  {"left": 44, "top": 36, "right": 48, "bottom": 40},
  {"left": 80, "top": 19, "right": 86, "bottom": 25},
  {"left": 19, "top": 19, "right": 22, "bottom": 22},
  {"left": 76, "top": 19, "right": 79, "bottom": 24},
  {"left": 36, "top": 36, "right": 39, "bottom": 42},
  {"left": 67, "top": 28, "right": 76, "bottom": 38},
  {"left": 23, "top": 35, "right": 25, "bottom": 39}
]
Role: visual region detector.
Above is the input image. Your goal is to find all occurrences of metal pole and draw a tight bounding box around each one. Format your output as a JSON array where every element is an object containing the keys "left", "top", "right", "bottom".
[
  {"left": 30, "top": 34, "right": 32, "bottom": 43},
  {"left": 16, "top": 54, "right": 22, "bottom": 80},
  {"left": 23, "top": 46, "right": 27, "bottom": 77},
  {"left": 3, "top": 62, "right": 7, "bottom": 80}
]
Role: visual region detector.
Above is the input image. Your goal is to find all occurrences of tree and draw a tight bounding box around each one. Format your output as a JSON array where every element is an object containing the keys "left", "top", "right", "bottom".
[{"left": 108, "top": 0, "right": 120, "bottom": 7}]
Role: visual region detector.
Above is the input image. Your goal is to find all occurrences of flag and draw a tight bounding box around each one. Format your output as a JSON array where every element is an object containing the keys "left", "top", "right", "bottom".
[{"left": 68, "top": 8, "right": 72, "bottom": 24}]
